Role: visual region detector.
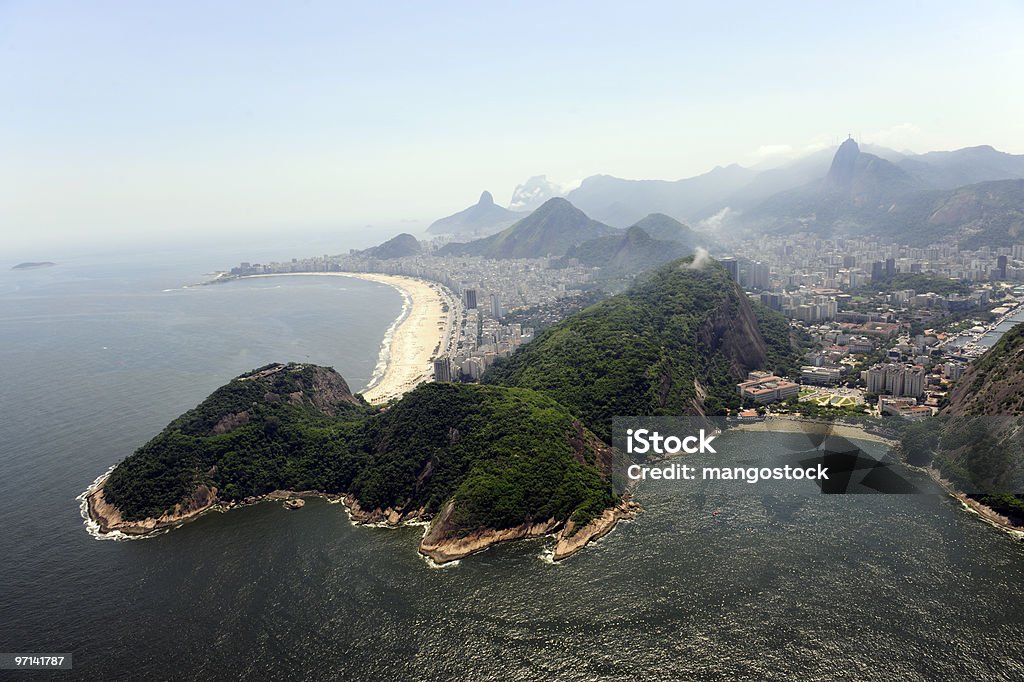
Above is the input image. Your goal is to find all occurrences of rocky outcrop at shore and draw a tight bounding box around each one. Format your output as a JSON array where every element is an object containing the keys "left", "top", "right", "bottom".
[
  {"left": 87, "top": 480, "right": 218, "bottom": 535},
  {"left": 551, "top": 498, "right": 639, "bottom": 561},
  {"left": 419, "top": 502, "right": 562, "bottom": 564},
  {"left": 86, "top": 480, "right": 634, "bottom": 562},
  {"left": 417, "top": 498, "right": 638, "bottom": 564},
  {"left": 343, "top": 494, "right": 427, "bottom": 525}
]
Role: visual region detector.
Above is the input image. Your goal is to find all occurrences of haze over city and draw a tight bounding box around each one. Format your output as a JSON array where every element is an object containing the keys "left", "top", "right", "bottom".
[{"left": 3, "top": 0, "right": 1024, "bottom": 252}]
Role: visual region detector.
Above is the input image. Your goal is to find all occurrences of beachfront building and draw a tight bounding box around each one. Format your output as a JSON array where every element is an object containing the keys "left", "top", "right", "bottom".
[
  {"left": 801, "top": 365, "right": 843, "bottom": 385},
  {"left": 433, "top": 357, "right": 455, "bottom": 383},
  {"left": 737, "top": 374, "right": 800, "bottom": 404},
  {"left": 879, "top": 396, "right": 932, "bottom": 420}
]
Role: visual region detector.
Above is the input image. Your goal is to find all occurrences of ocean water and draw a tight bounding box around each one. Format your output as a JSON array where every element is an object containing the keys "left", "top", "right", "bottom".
[{"left": 2, "top": 259, "right": 1024, "bottom": 680}]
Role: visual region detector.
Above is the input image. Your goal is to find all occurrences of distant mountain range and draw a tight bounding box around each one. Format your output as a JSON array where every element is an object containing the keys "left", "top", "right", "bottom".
[
  {"left": 559, "top": 141, "right": 1024, "bottom": 231},
  {"left": 430, "top": 140, "right": 1024, "bottom": 247},
  {"left": 565, "top": 164, "right": 757, "bottom": 228},
  {"left": 747, "top": 140, "right": 1024, "bottom": 245}
]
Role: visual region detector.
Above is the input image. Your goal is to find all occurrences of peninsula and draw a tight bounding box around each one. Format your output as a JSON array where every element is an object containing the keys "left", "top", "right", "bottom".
[
  {"left": 86, "top": 256, "right": 799, "bottom": 561},
  {"left": 86, "top": 363, "right": 620, "bottom": 562}
]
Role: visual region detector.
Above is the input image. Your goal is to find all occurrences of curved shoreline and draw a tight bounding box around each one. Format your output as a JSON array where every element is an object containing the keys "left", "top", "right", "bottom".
[
  {"left": 364, "top": 286, "right": 411, "bottom": 395},
  {"left": 733, "top": 416, "right": 1024, "bottom": 540},
  {"left": 231, "top": 272, "right": 457, "bottom": 404},
  {"left": 82, "top": 473, "right": 631, "bottom": 563},
  {"left": 924, "top": 467, "right": 1024, "bottom": 540}
]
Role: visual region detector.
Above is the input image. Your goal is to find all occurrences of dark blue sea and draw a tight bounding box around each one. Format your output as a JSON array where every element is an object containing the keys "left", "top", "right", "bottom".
[{"left": 2, "top": 255, "right": 1024, "bottom": 680}]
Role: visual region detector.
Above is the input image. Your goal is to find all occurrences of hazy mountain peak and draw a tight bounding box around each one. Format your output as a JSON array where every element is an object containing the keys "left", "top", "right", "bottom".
[
  {"left": 531, "top": 196, "right": 575, "bottom": 214},
  {"left": 427, "top": 191, "right": 524, "bottom": 236},
  {"left": 623, "top": 224, "right": 653, "bottom": 242},
  {"left": 630, "top": 213, "right": 695, "bottom": 242},
  {"left": 827, "top": 137, "right": 861, "bottom": 187}
]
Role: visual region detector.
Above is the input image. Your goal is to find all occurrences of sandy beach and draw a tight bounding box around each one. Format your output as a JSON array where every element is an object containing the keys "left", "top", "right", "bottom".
[
  {"left": 731, "top": 416, "right": 899, "bottom": 446},
  {"left": 236, "top": 272, "right": 455, "bottom": 404}
]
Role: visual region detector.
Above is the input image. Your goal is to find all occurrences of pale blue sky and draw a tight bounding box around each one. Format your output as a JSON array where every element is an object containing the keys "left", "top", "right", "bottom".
[{"left": 3, "top": 1, "right": 1023, "bottom": 253}]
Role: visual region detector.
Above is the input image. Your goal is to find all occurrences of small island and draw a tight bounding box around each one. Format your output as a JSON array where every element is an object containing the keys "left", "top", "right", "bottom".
[{"left": 11, "top": 261, "right": 56, "bottom": 270}]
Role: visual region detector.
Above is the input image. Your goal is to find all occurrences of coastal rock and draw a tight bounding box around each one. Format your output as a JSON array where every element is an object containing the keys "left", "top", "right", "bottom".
[
  {"left": 343, "top": 494, "right": 426, "bottom": 525},
  {"left": 88, "top": 482, "right": 218, "bottom": 535},
  {"left": 551, "top": 499, "right": 639, "bottom": 561},
  {"left": 419, "top": 501, "right": 561, "bottom": 564}
]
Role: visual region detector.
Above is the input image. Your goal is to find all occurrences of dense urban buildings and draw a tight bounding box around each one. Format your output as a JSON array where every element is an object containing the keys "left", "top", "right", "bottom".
[{"left": 226, "top": 232, "right": 1024, "bottom": 416}]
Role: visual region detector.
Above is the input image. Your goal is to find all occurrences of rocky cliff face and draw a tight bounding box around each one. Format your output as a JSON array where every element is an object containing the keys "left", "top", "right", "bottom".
[
  {"left": 197, "top": 363, "right": 363, "bottom": 433},
  {"left": 99, "top": 363, "right": 370, "bottom": 522},
  {"left": 826, "top": 138, "right": 862, "bottom": 189},
  {"left": 899, "top": 324, "right": 1024, "bottom": 525},
  {"left": 696, "top": 289, "right": 769, "bottom": 380}
]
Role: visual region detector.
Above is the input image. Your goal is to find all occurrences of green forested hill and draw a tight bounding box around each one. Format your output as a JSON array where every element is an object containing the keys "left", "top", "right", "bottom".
[
  {"left": 102, "top": 368, "right": 613, "bottom": 536},
  {"left": 483, "top": 256, "right": 797, "bottom": 439},
  {"left": 900, "top": 324, "right": 1024, "bottom": 523}
]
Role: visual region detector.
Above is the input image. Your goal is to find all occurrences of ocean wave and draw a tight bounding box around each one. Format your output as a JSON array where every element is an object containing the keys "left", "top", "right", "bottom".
[
  {"left": 420, "top": 554, "right": 461, "bottom": 570},
  {"left": 363, "top": 286, "right": 412, "bottom": 392},
  {"left": 537, "top": 546, "right": 560, "bottom": 565}
]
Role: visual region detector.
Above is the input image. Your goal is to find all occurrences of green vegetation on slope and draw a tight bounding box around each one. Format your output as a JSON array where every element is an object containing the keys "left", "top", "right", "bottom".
[
  {"left": 103, "top": 255, "right": 803, "bottom": 544},
  {"left": 484, "top": 256, "right": 797, "bottom": 439},
  {"left": 102, "top": 370, "right": 613, "bottom": 535},
  {"left": 356, "top": 383, "right": 613, "bottom": 530},
  {"left": 898, "top": 324, "right": 1024, "bottom": 522}
]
